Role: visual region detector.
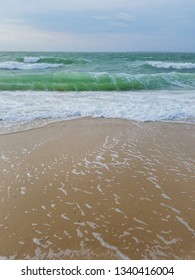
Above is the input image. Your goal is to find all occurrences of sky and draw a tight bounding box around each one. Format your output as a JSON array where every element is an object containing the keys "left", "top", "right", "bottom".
[{"left": 0, "top": 0, "right": 195, "bottom": 52}]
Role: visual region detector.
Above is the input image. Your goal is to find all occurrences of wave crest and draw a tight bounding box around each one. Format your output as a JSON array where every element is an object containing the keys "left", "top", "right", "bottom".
[
  {"left": 23, "top": 57, "right": 40, "bottom": 63},
  {"left": 0, "top": 71, "right": 194, "bottom": 91},
  {"left": 147, "top": 61, "right": 195, "bottom": 70},
  {"left": 23, "top": 56, "right": 90, "bottom": 65},
  {"left": 0, "top": 61, "right": 62, "bottom": 70}
]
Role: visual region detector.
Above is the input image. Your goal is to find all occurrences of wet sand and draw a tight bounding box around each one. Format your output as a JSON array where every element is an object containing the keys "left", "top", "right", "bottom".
[{"left": 0, "top": 118, "right": 195, "bottom": 259}]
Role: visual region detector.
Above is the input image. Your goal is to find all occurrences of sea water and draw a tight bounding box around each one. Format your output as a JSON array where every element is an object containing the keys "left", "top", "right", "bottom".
[{"left": 0, "top": 52, "right": 194, "bottom": 133}]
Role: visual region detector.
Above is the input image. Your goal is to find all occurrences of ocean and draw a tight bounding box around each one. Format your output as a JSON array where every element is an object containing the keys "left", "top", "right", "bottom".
[
  {"left": 0, "top": 52, "right": 195, "bottom": 133},
  {"left": 1, "top": 52, "right": 195, "bottom": 260}
]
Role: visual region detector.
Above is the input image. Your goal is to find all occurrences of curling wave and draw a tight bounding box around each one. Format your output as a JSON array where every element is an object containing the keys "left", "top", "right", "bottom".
[{"left": 0, "top": 71, "right": 194, "bottom": 91}]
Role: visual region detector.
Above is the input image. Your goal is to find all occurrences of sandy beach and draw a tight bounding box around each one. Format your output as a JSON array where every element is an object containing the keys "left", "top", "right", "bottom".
[{"left": 0, "top": 118, "right": 195, "bottom": 259}]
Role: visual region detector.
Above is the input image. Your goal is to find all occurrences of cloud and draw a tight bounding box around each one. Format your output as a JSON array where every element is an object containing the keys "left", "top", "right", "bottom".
[
  {"left": 30, "top": 0, "right": 141, "bottom": 11},
  {"left": 91, "top": 12, "right": 135, "bottom": 32},
  {"left": 0, "top": 22, "right": 57, "bottom": 51},
  {"left": 0, "top": 0, "right": 195, "bottom": 51},
  {"left": 0, "top": 21, "right": 149, "bottom": 52},
  {"left": 117, "top": 13, "right": 135, "bottom": 22}
]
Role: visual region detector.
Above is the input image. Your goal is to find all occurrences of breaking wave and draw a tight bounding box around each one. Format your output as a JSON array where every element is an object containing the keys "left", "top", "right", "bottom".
[
  {"left": 22, "top": 56, "right": 90, "bottom": 65},
  {"left": 0, "top": 89, "right": 194, "bottom": 135},
  {"left": 0, "top": 71, "right": 194, "bottom": 91},
  {"left": 0, "top": 61, "right": 62, "bottom": 70},
  {"left": 146, "top": 61, "right": 195, "bottom": 70}
]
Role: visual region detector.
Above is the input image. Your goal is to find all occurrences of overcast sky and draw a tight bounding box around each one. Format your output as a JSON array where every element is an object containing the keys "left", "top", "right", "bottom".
[{"left": 0, "top": 0, "right": 194, "bottom": 52}]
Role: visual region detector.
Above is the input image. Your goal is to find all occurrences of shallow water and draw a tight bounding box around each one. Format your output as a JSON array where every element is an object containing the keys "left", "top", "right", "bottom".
[{"left": 0, "top": 119, "right": 194, "bottom": 259}]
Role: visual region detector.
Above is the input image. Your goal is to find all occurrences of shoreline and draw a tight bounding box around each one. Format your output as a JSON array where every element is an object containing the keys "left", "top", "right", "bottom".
[
  {"left": 0, "top": 116, "right": 194, "bottom": 137},
  {"left": 0, "top": 118, "right": 195, "bottom": 259}
]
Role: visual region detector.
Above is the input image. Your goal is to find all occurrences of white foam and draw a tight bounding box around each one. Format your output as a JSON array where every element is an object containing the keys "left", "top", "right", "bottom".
[
  {"left": 85, "top": 203, "right": 92, "bottom": 209},
  {"left": 176, "top": 216, "right": 195, "bottom": 237},
  {"left": 87, "top": 221, "right": 97, "bottom": 229},
  {"left": 97, "top": 185, "right": 104, "bottom": 195},
  {"left": 161, "top": 193, "right": 171, "bottom": 200},
  {"left": 113, "top": 193, "right": 120, "bottom": 205},
  {"left": 24, "top": 56, "right": 40, "bottom": 63},
  {"left": 115, "top": 208, "right": 127, "bottom": 218},
  {"left": 0, "top": 256, "right": 7, "bottom": 260},
  {"left": 132, "top": 237, "right": 140, "bottom": 243},
  {"left": 59, "top": 187, "right": 67, "bottom": 196},
  {"left": 160, "top": 203, "right": 181, "bottom": 214},
  {"left": 0, "top": 255, "right": 16, "bottom": 260},
  {"left": 147, "top": 61, "right": 195, "bottom": 69},
  {"left": 0, "top": 61, "right": 62, "bottom": 70},
  {"left": 92, "top": 232, "right": 130, "bottom": 259},
  {"left": 76, "top": 228, "right": 83, "bottom": 238},
  {"left": 20, "top": 187, "right": 26, "bottom": 195},
  {"left": 157, "top": 234, "right": 178, "bottom": 245},
  {"left": 146, "top": 245, "right": 167, "bottom": 259},
  {"left": 33, "top": 238, "right": 47, "bottom": 248},
  {"left": 0, "top": 89, "right": 194, "bottom": 134},
  {"left": 119, "top": 231, "right": 130, "bottom": 238},
  {"left": 133, "top": 217, "right": 147, "bottom": 226},
  {"left": 75, "top": 202, "right": 85, "bottom": 216},
  {"left": 64, "top": 230, "right": 71, "bottom": 238},
  {"left": 72, "top": 169, "right": 85, "bottom": 175},
  {"left": 27, "top": 172, "right": 32, "bottom": 178},
  {"left": 61, "top": 213, "right": 70, "bottom": 221},
  {"left": 72, "top": 187, "right": 92, "bottom": 195}
]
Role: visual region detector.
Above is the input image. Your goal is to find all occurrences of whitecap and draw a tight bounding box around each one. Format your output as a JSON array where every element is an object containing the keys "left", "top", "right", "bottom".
[
  {"left": 0, "top": 61, "right": 62, "bottom": 70},
  {"left": 147, "top": 61, "right": 195, "bottom": 70},
  {"left": 24, "top": 56, "right": 40, "bottom": 63}
]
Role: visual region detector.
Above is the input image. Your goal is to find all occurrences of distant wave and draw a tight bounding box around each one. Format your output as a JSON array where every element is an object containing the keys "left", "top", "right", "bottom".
[
  {"left": 0, "top": 61, "right": 62, "bottom": 70},
  {"left": 23, "top": 57, "right": 40, "bottom": 63},
  {"left": 0, "top": 71, "right": 194, "bottom": 91},
  {"left": 23, "top": 56, "right": 90, "bottom": 65},
  {"left": 146, "top": 61, "right": 195, "bottom": 70}
]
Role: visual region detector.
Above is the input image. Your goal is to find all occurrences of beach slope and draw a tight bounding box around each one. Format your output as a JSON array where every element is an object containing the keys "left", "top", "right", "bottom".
[{"left": 0, "top": 118, "right": 194, "bottom": 259}]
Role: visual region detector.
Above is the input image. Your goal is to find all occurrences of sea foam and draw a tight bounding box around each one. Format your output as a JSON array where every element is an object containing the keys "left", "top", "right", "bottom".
[
  {"left": 23, "top": 57, "right": 40, "bottom": 63},
  {"left": 0, "top": 61, "right": 62, "bottom": 70},
  {"left": 0, "top": 90, "right": 194, "bottom": 134},
  {"left": 147, "top": 61, "right": 195, "bottom": 69}
]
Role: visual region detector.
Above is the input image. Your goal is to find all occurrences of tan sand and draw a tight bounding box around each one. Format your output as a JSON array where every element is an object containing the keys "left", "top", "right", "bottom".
[{"left": 0, "top": 118, "right": 195, "bottom": 259}]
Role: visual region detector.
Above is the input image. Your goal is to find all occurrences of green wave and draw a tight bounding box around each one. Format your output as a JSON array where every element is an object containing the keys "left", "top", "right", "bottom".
[{"left": 0, "top": 72, "right": 194, "bottom": 91}]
